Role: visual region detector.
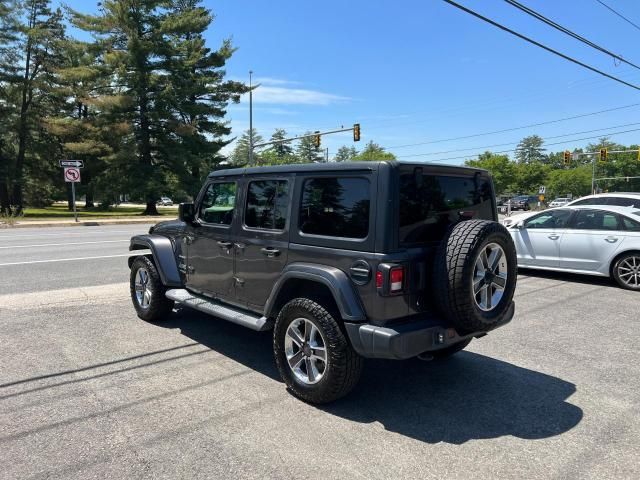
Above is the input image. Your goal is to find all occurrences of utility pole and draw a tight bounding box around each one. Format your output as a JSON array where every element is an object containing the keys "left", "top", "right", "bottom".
[{"left": 249, "top": 70, "right": 253, "bottom": 166}]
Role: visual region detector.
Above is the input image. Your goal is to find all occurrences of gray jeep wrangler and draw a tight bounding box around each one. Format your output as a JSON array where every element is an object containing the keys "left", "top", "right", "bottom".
[{"left": 128, "top": 161, "right": 517, "bottom": 403}]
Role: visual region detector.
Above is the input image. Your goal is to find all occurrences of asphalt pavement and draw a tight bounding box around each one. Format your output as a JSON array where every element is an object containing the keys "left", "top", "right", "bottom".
[{"left": 1, "top": 224, "right": 639, "bottom": 479}]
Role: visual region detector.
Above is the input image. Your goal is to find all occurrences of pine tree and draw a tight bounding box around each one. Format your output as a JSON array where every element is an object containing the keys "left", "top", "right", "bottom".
[
  {"left": 268, "top": 128, "right": 293, "bottom": 158},
  {"left": 515, "top": 135, "right": 546, "bottom": 164},
  {"left": 1, "top": 0, "right": 66, "bottom": 214},
  {"left": 352, "top": 141, "right": 395, "bottom": 161},
  {"left": 69, "top": 0, "right": 247, "bottom": 214},
  {"left": 334, "top": 145, "right": 358, "bottom": 162},
  {"left": 230, "top": 129, "right": 262, "bottom": 165},
  {"left": 296, "top": 132, "right": 323, "bottom": 163}
]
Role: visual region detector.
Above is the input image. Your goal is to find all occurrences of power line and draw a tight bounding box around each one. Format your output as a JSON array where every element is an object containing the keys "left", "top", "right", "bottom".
[
  {"left": 442, "top": 0, "right": 640, "bottom": 91},
  {"left": 385, "top": 102, "right": 640, "bottom": 149},
  {"left": 505, "top": 0, "right": 640, "bottom": 70},
  {"left": 400, "top": 127, "right": 640, "bottom": 162},
  {"left": 393, "top": 121, "right": 640, "bottom": 158},
  {"left": 595, "top": 0, "right": 640, "bottom": 32}
]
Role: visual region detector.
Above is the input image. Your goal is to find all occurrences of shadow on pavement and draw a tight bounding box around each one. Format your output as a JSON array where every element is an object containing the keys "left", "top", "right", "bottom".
[
  {"left": 518, "top": 267, "right": 615, "bottom": 288},
  {"left": 323, "top": 353, "right": 583, "bottom": 444},
  {"left": 161, "top": 308, "right": 583, "bottom": 445}
]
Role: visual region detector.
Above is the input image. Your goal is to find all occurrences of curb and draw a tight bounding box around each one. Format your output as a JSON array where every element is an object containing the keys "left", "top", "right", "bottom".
[{"left": 0, "top": 217, "right": 172, "bottom": 229}]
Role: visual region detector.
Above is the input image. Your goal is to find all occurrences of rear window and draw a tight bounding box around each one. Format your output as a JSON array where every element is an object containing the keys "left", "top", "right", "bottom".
[
  {"left": 299, "top": 177, "right": 370, "bottom": 239},
  {"left": 245, "top": 180, "right": 289, "bottom": 230},
  {"left": 398, "top": 170, "right": 494, "bottom": 244}
]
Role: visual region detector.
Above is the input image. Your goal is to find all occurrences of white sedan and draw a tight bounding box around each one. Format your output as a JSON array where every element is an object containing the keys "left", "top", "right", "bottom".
[{"left": 506, "top": 205, "right": 640, "bottom": 290}]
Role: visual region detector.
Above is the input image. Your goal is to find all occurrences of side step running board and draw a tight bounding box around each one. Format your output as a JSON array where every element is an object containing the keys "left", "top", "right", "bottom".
[{"left": 165, "top": 289, "right": 272, "bottom": 331}]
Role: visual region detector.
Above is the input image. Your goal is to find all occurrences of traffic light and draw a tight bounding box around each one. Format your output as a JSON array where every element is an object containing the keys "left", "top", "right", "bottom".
[
  {"left": 600, "top": 148, "right": 608, "bottom": 162},
  {"left": 313, "top": 131, "right": 321, "bottom": 149},
  {"left": 353, "top": 123, "right": 361, "bottom": 142},
  {"left": 563, "top": 150, "right": 571, "bottom": 165}
]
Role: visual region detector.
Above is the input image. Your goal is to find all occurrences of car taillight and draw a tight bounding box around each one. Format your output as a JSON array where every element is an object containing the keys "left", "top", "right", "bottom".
[
  {"left": 376, "top": 270, "right": 383, "bottom": 289},
  {"left": 390, "top": 267, "right": 404, "bottom": 293}
]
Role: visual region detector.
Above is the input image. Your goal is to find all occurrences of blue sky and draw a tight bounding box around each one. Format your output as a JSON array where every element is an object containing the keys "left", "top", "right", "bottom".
[{"left": 61, "top": 0, "right": 640, "bottom": 163}]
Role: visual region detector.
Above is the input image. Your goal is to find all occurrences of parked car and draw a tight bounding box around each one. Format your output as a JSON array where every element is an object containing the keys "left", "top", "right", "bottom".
[
  {"left": 506, "top": 205, "right": 640, "bottom": 290},
  {"left": 567, "top": 192, "right": 640, "bottom": 208},
  {"left": 157, "top": 196, "right": 173, "bottom": 206},
  {"left": 128, "top": 161, "right": 517, "bottom": 403},
  {"left": 506, "top": 195, "right": 539, "bottom": 211}
]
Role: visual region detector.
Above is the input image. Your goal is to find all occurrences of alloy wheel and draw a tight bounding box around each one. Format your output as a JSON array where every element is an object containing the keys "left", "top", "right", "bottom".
[
  {"left": 617, "top": 256, "right": 640, "bottom": 288},
  {"left": 472, "top": 243, "right": 508, "bottom": 312},
  {"left": 134, "top": 267, "right": 151, "bottom": 309},
  {"left": 284, "top": 318, "right": 328, "bottom": 385}
]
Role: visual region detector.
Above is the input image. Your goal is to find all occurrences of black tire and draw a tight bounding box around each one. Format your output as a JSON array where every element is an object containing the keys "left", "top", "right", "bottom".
[
  {"left": 433, "top": 220, "right": 517, "bottom": 333},
  {"left": 524, "top": 203, "right": 530, "bottom": 211},
  {"left": 130, "top": 256, "right": 174, "bottom": 322},
  {"left": 430, "top": 338, "right": 472, "bottom": 359},
  {"left": 273, "top": 298, "right": 363, "bottom": 404},
  {"left": 612, "top": 252, "right": 640, "bottom": 291}
]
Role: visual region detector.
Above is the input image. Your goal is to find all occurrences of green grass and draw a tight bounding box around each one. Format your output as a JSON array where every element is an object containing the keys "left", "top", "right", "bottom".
[{"left": 21, "top": 204, "right": 178, "bottom": 220}]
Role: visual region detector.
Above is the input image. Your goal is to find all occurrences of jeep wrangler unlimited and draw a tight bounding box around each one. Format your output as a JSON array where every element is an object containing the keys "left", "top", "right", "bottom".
[{"left": 128, "top": 161, "right": 516, "bottom": 403}]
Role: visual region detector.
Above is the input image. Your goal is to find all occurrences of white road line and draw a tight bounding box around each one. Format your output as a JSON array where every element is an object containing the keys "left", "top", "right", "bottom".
[
  {"left": 0, "top": 229, "right": 149, "bottom": 239},
  {"left": 0, "top": 240, "right": 130, "bottom": 249},
  {"left": 0, "top": 250, "right": 151, "bottom": 267}
]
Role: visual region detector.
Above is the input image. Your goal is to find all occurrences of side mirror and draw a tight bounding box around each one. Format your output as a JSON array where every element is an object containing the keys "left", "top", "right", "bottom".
[
  {"left": 514, "top": 220, "right": 525, "bottom": 229},
  {"left": 179, "top": 202, "right": 195, "bottom": 223}
]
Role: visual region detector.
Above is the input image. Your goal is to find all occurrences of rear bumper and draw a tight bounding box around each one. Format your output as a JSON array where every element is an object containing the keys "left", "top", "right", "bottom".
[{"left": 344, "top": 302, "right": 515, "bottom": 360}]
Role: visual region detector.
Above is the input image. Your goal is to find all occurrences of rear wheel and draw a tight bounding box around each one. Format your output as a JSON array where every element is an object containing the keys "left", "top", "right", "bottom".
[
  {"left": 612, "top": 253, "right": 640, "bottom": 290},
  {"left": 273, "top": 298, "right": 363, "bottom": 404},
  {"left": 130, "top": 256, "right": 174, "bottom": 322}
]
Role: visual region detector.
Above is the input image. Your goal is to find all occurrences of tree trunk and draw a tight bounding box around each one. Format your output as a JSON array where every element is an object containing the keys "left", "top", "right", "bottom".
[
  {"left": 67, "top": 183, "right": 73, "bottom": 210},
  {"left": 142, "top": 199, "right": 158, "bottom": 216},
  {"left": 0, "top": 149, "right": 11, "bottom": 215},
  {"left": 85, "top": 189, "right": 94, "bottom": 209},
  {"left": 0, "top": 181, "right": 10, "bottom": 216}
]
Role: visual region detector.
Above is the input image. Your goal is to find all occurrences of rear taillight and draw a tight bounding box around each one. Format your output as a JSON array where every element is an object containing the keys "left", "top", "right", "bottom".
[
  {"left": 376, "top": 270, "right": 383, "bottom": 289},
  {"left": 376, "top": 264, "right": 405, "bottom": 295},
  {"left": 390, "top": 267, "right": 404, "bottom": 293}
]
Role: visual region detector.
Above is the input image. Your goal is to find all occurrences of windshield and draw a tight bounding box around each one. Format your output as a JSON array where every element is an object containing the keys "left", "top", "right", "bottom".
[{"left": 398, "top": 169, "right": 494, "bottom": 244}]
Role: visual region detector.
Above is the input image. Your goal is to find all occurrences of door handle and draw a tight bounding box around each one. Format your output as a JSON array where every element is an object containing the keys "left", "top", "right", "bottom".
[
  {"left": 548, "top": 234, "right": 560, "bottom": 240},
  {"left": 185, "top": 236, "right": 194, "bottom": 245},
  {"left": 605, "top": 236, "right": 618, "bottom": 243},
  {"left": 217, "top": 241, "right": 232, "bottom": 248},
  {"left": 235, "top": 242, "right": 246, "bottom": 250},
  {"left": 260, "top": 247, "right": 281, "bottom": 257}
]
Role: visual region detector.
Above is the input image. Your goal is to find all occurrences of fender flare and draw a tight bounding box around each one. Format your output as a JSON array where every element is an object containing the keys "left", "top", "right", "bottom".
[
  {"left": 264, "top": 263, "right": 366, "bottom": 322},
  {"left": 129, "top": 234, "right": 182, "bottom": 287}
]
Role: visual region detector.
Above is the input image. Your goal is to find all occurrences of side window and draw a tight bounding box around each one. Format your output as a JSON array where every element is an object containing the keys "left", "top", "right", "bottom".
[
  {"left": 571, "top": 198, "right": 599, "bottom": 206},
  {"left": 245, "top": 180, "right": 289, "bottom": 230},
  {"left": 299, "top": 177, "right": 370, "bottom": 239},
  {"left": 622, "top": 216, "right": 640, "bottom": 231},
  {"left": 607, "top": 197, "right": 640, "bottom": 208},
  {"left": 524, "top": 209, "right": 572, "bottom": 229},
  {"left": 572, "top": 210, "right": 620, "bottom": 231},
  {"left": 198, "top": 182, "right": 236, "bottom": 225}
]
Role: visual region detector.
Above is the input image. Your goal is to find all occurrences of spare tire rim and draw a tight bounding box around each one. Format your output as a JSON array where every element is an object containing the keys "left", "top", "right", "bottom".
[
  {"left": 284, "top": 318, "right": 327, "bottom": 385},
  {"left": 134, "top": 267, "right": 151, "bottom": 309},
  {"left": 472, "top": 243, "right": 508, "bottom": 312}
]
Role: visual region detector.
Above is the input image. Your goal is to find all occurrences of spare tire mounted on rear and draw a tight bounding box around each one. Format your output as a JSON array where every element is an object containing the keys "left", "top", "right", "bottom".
[{"left": 433, "top": 220, "right": 517, "bottom": 333}]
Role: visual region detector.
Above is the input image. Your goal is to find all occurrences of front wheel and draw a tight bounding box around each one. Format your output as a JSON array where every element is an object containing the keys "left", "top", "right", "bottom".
[
  {"left": 130, "top": 256, "right": 174, "bottom": 321},
  {"left": 273, "top": 298, "right": 363, "bottom": 404},
  {"left": 612, "top": 253, "right": 640, "bottom": 290}
]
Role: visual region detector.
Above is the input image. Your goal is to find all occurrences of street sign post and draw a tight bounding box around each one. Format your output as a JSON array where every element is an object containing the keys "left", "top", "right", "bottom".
[
  {"left": 59, "top": 159, "right": 84, "bottom": 168},
  {"left": 63, "top": 167, "right": 81, "bottom": 222}
]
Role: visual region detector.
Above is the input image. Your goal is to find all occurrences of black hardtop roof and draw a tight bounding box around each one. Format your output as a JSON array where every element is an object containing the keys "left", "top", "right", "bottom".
[{"left": 208, "top": 160, "right": 489, "bottom": 178}]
